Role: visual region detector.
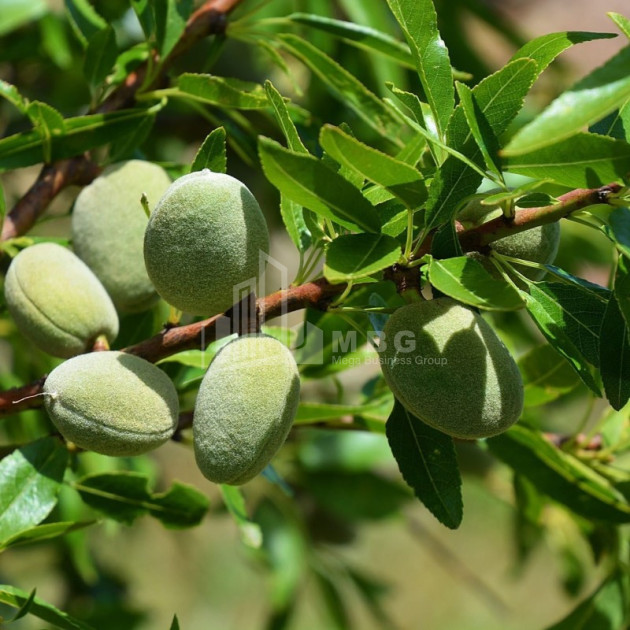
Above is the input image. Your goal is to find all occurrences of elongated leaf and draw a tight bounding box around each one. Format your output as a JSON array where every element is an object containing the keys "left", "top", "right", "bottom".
[
  {"left": 386, "top": 400, "right": 462, "bottom": 529},
  {"left": 430, "top": 221, "right": 463, "bottom": 259},
  {"left": 72, "top": 472, "right": 210, "bottom": 528},
  {"left": 175, "top": 73, "right": 268, "bottom": 109},
  {"left": 319, "top": 125, "right": 427, "bottom": 208},
  {"left": 220, "top": 485, "right": 262, "bottom": 549},
  {"left": 264, "top": 80, "right": 308, "bottom": 154},
  {"left": 428, "top": 255, "right": 525, "bottom": 311},
  {"left": 259, "top": 137, "right": 381, "bottom": 233},
  {"left": 600, "top": 294, "right": 630, "bottom": 410},
  {"left": 546, "top": 569, "right": 630, "bottom": 630},
  {"left": 0, "top": 79, "right": 28, "bottom": 113},
  {"left": 0, "top": 521, "right": 95, "bottom": 550},
  {"left": 525, "top": 284, "right": 602, "bottom": 394},
  {"left": 281, "top": 196, "right": 311, "bottom": 252},
  {"left": 64, "top": 0, "right": 107, "bottom": 46},
  {"left": 590, "top": 102, "right": 630, "bottom": 141},
  {"left": 425, "top": 59, "right": 538, "bottom": 231},
  {"left": 130, "top": 0, "right": 155, "bottom": 39},
  {"left": 614, "top": 254, "right": 630, "bottom": 330},
  {"left": 511, "top": 31, "right": 616, "bottom": 72},
  {"left": 0, "top": 585, "right": 95, "bottom": 630},
  {"left": 488, "top": 425, "right": 630, "bottom": 523},
  {"left": 0, "top": 438, "right": 68, "bottom": 544},
  {"left": 0, "top": 106, "right": 162, "bottom": 171},
  {"left": 505, "top": 132, "right": 630, "bottom": 188},
  {"left": 518, "top": 345, "right": 580, "bottom": 407},
  {"left": 324, "top": 233, "right": 401, "bottom": 283},
  {"left": 607, "top": 207, "right": 630, "bottom": 259},
  {"left": 275, "top": 34, "right": 404, "bottom": 140},
  {"left": 385, "top": 0, "right": 453, "bottom": 138},
  {"left": 505, "top": 45, "right": 630, "bottom": 155},
  {"left": 609, "top": 12, "right": 630, "bottom": 39},
  {"left": 191, "top": 127, "right": 227, "bottom": 173},
  {"left": 0, "top": 0, "right": 47, "bottom": 36},
  {"left": 154, "top": 0, "right": 193, "bottom": 59},
  {"left": 84, "top": 26, "right": 118, "bottom": 88}
]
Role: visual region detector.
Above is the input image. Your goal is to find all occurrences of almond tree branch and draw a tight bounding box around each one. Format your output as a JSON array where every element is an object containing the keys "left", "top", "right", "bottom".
[
  {"left": 1, "top": 0, "right": 243, "bottom": 241},
  {"left": 0, "top": 182, "right": 620, "bottom": 416}
]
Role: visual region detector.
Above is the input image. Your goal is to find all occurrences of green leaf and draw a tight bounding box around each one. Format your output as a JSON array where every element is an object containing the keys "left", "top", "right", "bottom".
[
  {"left": 425, "top": 59, "right": 538, "bottom": 231},
  {"left": 614, "top": 254, "right": 630, "bottom": 329},
  {"left": 524, "top": 283, "right": 605, "bottom": 394},
  {"left": 84, "top": 26, "right": 118, "bottom": 88},
  {"left": 264, "top": 80, "right": 308, "bottom": 154},
  {"left": 324, "top": 233, "right": 401, "bottom": 284},
  {"left": 545, "top": 569, "right": 630, "bottom": 629},
  {"left": 455, "top": 81, "right": 502, "bottom": 178},
  {"left": 511, "top": 31, "right": 616, "bottom": 73},
  {"left": 170, "top": 615, "right": 181, "bottom": 630},
  {"left": 518, "top": 345, "right": 580, "bottom": 407},
  {"left": 609, "top": 12, "right": 630, "bottom": 39},
  {"left": 175, "top": 73, "right": 268, "bottom": 109},
  {"left": 319, "top": 125, "right": 427, "bottom": 208},
  {"left": 9, "top": 587, "right": 37, "bottom": 623},
  {"left": 287, "top": 12, "right": 414, "bottom": 69},
  {"left": 154, "top": 0, "right": 193, "bottom": 59},
  {"left": 607, "top": 207, "right": 630, "bottom": 259},
  {"left": 0, "top": 106, "right": 162, "bottom": 171},
  {"left": 0, "top": 438, "right": 68, "bottom": 544},
  {"left": 505, "top": 132, "right": 630, "bottom": 188},
  {"left": 0, "top": 79, "right": 28, "bottom": 113},
  {"left": 220, "top": 485, "right": 263, "bottom": 549},
  {"left": 386, "top": 400, "right": 463, "bottom": 529},
  {"left": 505, "top": 45, "right": 630, "bottom": 155},
  {"left": 488, "top": 425, "right": 630, "bottom": 523},
  {"left": 430, "top": 221, "right": 464, "bottom": 259},
  {"left": 130, "top": 0, "right": 155, "bottom": 40},
  {"left": 0, "top": 521, "right": 95, "bottom": 551},
  {"left": 590, "top": 102, "right": 630, "bottom": 141},
  {"left": 258, "top": 137, "right": 381, "bottom": 233},
  {"left": 385, "top": 0, "right": 454, "bottom": 139},
  {"left": 428, "top": 255, "right": 525, "bottom": 311},
  {"left": 64, "top": 0, "right": 107, "bottom": 47},
  {"left": 191, "top": 127, "right": 227, "bottom": 173},
  {"left": 0, "top": 0, "right": 47, "bottom": 36},
  {"left": 600, "top": 294, "right": 630, "bottom": 410},
  {"left": 275, "top": 34, "right": 404, "bottom": 141},
  {"left": 280, "top": 196, "right": 312, "bottom": 252},
  {"left": 72, "top": 472, "right": 210, "bottom": 528},
  {"left": 108, "top": 113, "right": 156, "bottom": 162},
  {"left": 0, "top": 584, "right": 95, "bottom": 630}
]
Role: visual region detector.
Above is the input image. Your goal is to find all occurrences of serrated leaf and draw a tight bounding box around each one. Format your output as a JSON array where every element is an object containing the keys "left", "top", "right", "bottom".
[
  {"left": 220, "top": 485, "right": 262, "bottom": 549},
  {"left": 84, "top": 26, "right": 118, "bottom": 88},
  {"left": 264, "top": 80, "right": 308, "bottom": 154},
  {"left": 385, "top": 0, "right": 453, "bottom": 139},
  {"left": 176, "top": 73, "right": 268, "bottom": 109},
  {"left": 600, "top": 294, "right": 630, "bottom": 410},
  {"left": 428, "top": 255, "right": 525, "bottom": 311},
  {"left": 319, "top": 125, "right": 427, "bottom": 208},
  {"left": 386, "top": 400, "right": 462, "bottom": 529},
  {"left": 518, "top": 345, "right": 580, "bottom": 407},
  {"left": 525, "top": 284, "right": 603, "bottom": 395},
  {"left": 425, "top": 59, "right": 538, "bottom": 231},
  {"left": 259, "top": 137, "right": 381, "bottom": 233},
  {"left": 288, "top": 12, "right": 415, "bottom": 69},
  {"left": 0, "top": 585, "right": 95, "bottom": 630},
  {"left": 275, "top": 33, "right": 404, "bottom": 141},
  {"left": 505, "top": 45, "right": 630, "bottom": 155},
  {"left": 281, "top": 196, "right": 311, "bottom": 252},
  {"left": 154, "top": 0, "right": 193, "bottom": 59},
  {"left": 72, "top": 472, "right": 210, "bottom": 528},
  {"left": 487, "top": 425, "right": 630, "bottom": 523},
  {"left": 511, "top": 31, "right": 616, "bottom": 72},
  {"left": 0, "top": 438, "right": 68, "bottom": 544},
  {"left": 0, "top": 521, "right": 95, "bottom": 551},
  {"left": 191, "top": 127, "right": 227, "bottom": 173},
  {"left": 504, "top": 132, "right": 630, "bottom": 188},
  {"left": 0, "top": 106, "right": 162, "bottom": 171},
  {"left": 430, "top": 221, "right": 463, "bottom": 259},
  {"left": 64, "top": 0, "right": 107, "bottom": 47},
  {"left": 590, "top": 102, "right": 630, "bottom": 141},
  {"left": 0, "top": 0, "right": 47, "bottom": 37},
  {"left": 545, "top": 569, "right": 630, "bottom": 630},
  {"left": 324, "top": 233, "right": 401, "bottom": 284},
  {"left": 0, "top": 79, "right": 28, "bottom": 113}
]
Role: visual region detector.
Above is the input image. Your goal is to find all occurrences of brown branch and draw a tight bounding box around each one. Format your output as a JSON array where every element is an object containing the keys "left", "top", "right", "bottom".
[{"left": 1, "top": 0, "right": 244, "bottom": 242}]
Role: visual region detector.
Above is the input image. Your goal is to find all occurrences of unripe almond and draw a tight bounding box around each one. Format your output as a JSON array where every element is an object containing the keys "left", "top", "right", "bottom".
[
  {"left": 4, "top": 243, "right": 118, "bottom": 358},
  {"left": 44, "top": 351, "right": 179, "bottom": 456},
  {"left": 144, "top": 170, "right": 270, "bottom": 316},
  {"left": 193, "top": 334, "right": 300, "bottom": 485},
  {"left": 380, "top": 298, "right": 523, "bottom": 439}
]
